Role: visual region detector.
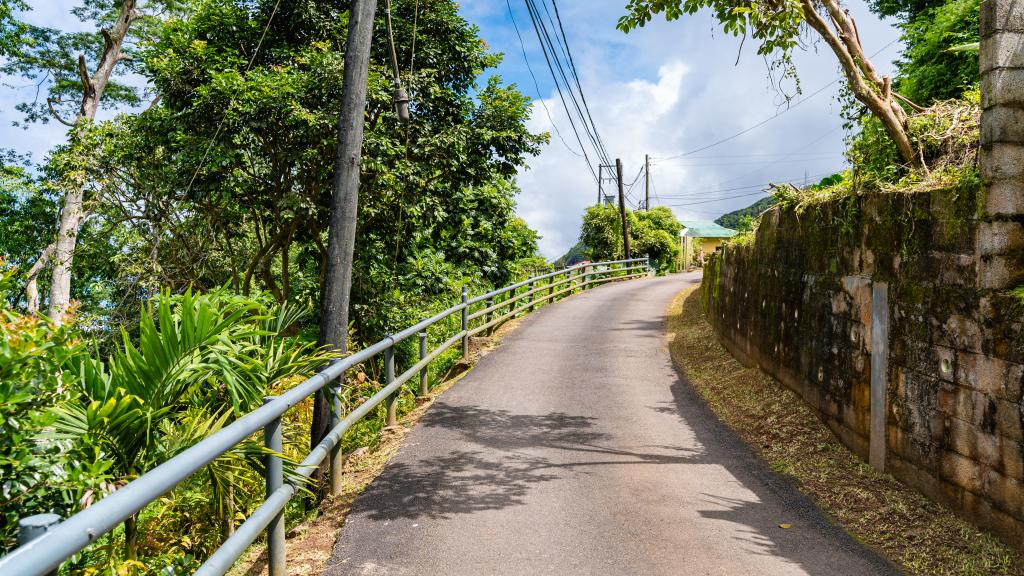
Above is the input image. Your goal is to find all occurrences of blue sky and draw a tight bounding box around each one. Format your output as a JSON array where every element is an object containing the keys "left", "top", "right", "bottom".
[
  {"left": 460, "top": 0, "right": 902, "bottom": 257},
  {"left": 1, "top": 1, "right": 903, "bottom": 258}
]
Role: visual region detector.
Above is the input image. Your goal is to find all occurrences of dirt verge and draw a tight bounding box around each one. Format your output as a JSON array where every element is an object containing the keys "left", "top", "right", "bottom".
[{"left": 667, "top": 286, "right": 1024, "bottom": 576}]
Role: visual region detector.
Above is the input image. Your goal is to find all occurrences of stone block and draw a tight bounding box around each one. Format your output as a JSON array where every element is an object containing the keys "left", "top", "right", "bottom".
[
  {"left": 937, "top": 381, "right": 957, "bottom": 416},
  {"left": 981, "top": 106, "right": 1024, "bottom": 143},
  {"left": 981, "top": 0, "right": 1024, "bottom": 36},
  {"left": 980, "top": 142, "right": 1024, "bottom": 180},
  {"left": 983, "top": 469, "right": 1024, "bottom": 518},
  {"left": 981, "top": 30, "right": 1024, "bottom": 71},
  {"left": 976, "top": 356, "right": 1024, "bottom": 400},
  {"left": 984, "top": 179, "right": 1024, "bottom": 216},
  {"left": 948, "top": 416, "right": 977, "bottom": 458},
  {"left": 1002, "top": 439, "right": 1024, "bottom": 480},
  {"left": 979, "top": 431, "right": 1003, "bottom": 467},
  {"left": 942, "top": 450, "right": 986, "bottom": 494},
  {"left": 978, "top": 254, "right": 1021, "bottom": 290},
  {"left": 996, "top": 399, "right": 1024, "bottom": 439},
  {"left": 957, "top": 352, "right": 981, "bottom": 390},
  {"left": 977, "top": 221, "right": 1024, "bottom": 256},
  {"left": 981, "top": 68, "right": 1024, "bottom": 109}
]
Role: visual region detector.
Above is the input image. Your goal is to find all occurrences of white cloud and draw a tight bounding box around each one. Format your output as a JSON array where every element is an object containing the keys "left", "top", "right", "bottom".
[{"left": 490, "top": 1, "right": 901, "bottom": 259}]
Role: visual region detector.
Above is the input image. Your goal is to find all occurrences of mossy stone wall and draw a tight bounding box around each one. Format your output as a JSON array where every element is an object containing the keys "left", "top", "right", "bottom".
[{"left": 703, "top": 186, "right": 1024, "bottom": 547}]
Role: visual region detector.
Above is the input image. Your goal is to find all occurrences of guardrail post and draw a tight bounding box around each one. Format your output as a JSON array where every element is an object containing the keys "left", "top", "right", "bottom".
[
  {"left": 485, "top": 297, "right": 494, "bottom": 336},
  {"left": 418, "top": 331, "right": 429, "bottom": 399},
  {"left": 329, "top": 377, "right": 344, "bottom": 496},
  {"left": 461, "top": 287, "right": 469, "bottom": 361},
  {"left": 18, "top": 514, "right": 60, "bottom": 576},
  {"left": 384, "top": 341, "right": 397, "bottom": 427},
  {"left": 527, "top": 281, "right": 535, "bottom": 312},
  {"left": 548, "top": 274, "right": 555, "bottom": 303},
  {"left": 263, "top": 396, "right": 285, "bottom": 576},
  {"left": 582, "top": 265, "right": 589, "bottom": 290}
]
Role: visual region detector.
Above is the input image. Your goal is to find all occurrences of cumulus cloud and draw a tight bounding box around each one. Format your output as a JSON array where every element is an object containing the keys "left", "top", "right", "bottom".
[{"left": 465, "top": 0, "right": 902, "bottom": 259}]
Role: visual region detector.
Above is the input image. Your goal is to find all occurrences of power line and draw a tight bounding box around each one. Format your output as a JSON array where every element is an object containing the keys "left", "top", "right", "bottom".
[
  {"left": 715, "top": 125, "right": 843, "bottom": 187},
  {"left": 660, "top": 169, "right": 841, "bottom": 205},
  {"left": 654, "top": 155, "right": 840, "bottom": 168},
  {"left": 652, "top": 38, "right": 899, "bottom": 161},
  {"left": 521, "top": 0, "right": 612, "bottom": 167},
  {"left": 545, "top": 0, "right": 612, "bottom": 164},
  {"left": 506, "top": 0, "right": 590, "bottom": 166}
]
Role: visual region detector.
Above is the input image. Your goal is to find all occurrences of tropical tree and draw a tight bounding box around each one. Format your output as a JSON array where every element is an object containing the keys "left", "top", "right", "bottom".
[
  {"left": 3, "top": 0, "right": 183, "bottom": 321},
  {"left": 580, "top": 205, "right": 681, "bottom": 272},
  {"left": 619, "top": 0, "right": 922, "bottom": 165}
]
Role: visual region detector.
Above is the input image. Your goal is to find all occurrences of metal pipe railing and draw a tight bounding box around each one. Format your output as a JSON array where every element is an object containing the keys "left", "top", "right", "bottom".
[{"left": 0, "top": 257, "right": 651, "bottom": 576}]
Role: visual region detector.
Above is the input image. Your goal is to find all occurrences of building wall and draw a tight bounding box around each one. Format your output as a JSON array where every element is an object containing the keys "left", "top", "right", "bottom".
[{"left": 702, "top": 186, "right": 1024, "bottom": 546}]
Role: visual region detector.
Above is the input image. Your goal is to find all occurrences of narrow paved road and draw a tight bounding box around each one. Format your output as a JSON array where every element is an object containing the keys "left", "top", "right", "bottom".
[{"left": 324, "top": 273, "right": 898, "bottom": 576}]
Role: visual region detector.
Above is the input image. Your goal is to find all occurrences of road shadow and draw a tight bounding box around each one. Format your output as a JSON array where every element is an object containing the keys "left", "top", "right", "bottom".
[
  {"left": 350, "top": 403, "right": 702, "bottom": 523},
  {"left": 659, "top": 313, "right": 902, "bottom": 575}
]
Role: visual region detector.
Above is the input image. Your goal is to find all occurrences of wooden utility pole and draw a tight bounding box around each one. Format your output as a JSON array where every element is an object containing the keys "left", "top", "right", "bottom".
[
  {"left": 315, "top": 0, "right": 378, "bottom": 451},
  {"left": 644, "top": 154, "right": 650, "bottom": 210},
  {"left": 616, "top": 158, "right": 632, "bottom": 260}
]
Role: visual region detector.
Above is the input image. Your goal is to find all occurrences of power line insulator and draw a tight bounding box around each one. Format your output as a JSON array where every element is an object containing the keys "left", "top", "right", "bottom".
[{"left": 393, "top": 88, "right": 411, "bottom": 123}]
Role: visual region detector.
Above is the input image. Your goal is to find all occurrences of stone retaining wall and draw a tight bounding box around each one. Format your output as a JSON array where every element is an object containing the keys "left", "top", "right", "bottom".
[{"left": 702, "top": 184, "right": 1024, "bottom": 546}]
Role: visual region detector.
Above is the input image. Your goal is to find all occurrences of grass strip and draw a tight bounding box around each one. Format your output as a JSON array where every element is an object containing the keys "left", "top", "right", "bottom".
[{"left": 667, "top": 286, "right": 1023, "bottom": 576}]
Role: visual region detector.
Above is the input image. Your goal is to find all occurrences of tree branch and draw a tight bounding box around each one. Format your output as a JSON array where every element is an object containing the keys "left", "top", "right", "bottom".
[
  {"left": 77, "top": 54, "right": 91, "bottom": 90},
  {"left": 47, "top": 98, "right": 76, "bottom": 127}
]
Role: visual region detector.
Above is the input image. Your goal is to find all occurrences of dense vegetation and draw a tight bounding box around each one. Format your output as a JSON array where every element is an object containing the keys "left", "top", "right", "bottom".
[
  {"left": 714, "top": 197, "right": 777, "bottom": 231},
  {"left": 0, "top": 0, "right": 547, "bottom": 571},
  {"left": 579, "top": 205, "right": 682, "bottom": 273}
]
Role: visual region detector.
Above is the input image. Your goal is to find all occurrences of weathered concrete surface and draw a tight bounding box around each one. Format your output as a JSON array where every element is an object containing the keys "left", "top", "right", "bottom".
[{"left": 323, "top": 273, "right": 897, "bottom": 576}]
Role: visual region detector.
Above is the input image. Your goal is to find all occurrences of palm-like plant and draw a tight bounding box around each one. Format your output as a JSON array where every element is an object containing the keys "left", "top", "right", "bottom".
[{"left": 51, "top": 289, "right": 336, "bottom": 561}]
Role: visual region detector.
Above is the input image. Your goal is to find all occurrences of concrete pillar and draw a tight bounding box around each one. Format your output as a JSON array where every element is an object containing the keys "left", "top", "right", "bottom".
[{"left": 978, "top": 0, "right": 1024, "bottom": 289}]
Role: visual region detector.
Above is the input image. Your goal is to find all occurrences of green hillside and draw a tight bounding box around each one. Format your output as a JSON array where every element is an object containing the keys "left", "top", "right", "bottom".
[{"left": 714, "top": 196, "right": 777, "bottom": 230}]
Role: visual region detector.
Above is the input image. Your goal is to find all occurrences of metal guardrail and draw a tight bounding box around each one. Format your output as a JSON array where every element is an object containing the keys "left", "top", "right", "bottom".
[{"left": 0, "top": 258, "right": 651, "bottom": 576}]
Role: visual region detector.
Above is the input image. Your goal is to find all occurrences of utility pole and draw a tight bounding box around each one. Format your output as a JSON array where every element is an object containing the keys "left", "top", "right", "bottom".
[
  {"left": 597, "top": 164, "right": 603, "bottom": 206},
  {"left": 616, "top": 158, "right": 632, "bottom": 260},
  {"left": 316, "top": 0, "right": 378, "bottom": 453},
  {"left": 644, "top": 154, "right": 650, "bottom": 211}
]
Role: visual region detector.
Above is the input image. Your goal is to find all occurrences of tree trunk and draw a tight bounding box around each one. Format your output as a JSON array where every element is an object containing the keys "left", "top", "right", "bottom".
[
  {"left": 46, "top": 0, "right": 138, "bottom": 324},
  {"left": 24, "top": 242, "right": 54, "bottom": 314},
  {"left": 802, "top": 0, "right": 919, "bottom": 166}
]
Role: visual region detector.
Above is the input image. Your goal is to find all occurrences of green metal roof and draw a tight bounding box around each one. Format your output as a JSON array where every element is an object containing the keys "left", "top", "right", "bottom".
[{"left": 680, "top": 221, "right": 738, "bottom": 238}]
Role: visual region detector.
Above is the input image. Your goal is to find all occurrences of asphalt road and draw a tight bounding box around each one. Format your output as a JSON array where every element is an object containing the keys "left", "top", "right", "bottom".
[{"left": 323, "top": 272, "right": 899, "bottom": 576}]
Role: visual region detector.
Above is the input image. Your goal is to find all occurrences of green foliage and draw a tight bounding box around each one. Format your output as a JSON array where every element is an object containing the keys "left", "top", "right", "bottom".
[
  {"left": 847, "top": 91, "right": 979, "bottom": 190},
  {"left": 0, "top": 0, "right": 544, "bottom": 566},
  {"left": 0, "top": 262, "right": 86, "bottom": 552},
  {"left": 0, "top": 0, "right": 28, "bottom": 58},
  {"left": 580, "top": 204, "right": 627, "bottom": 262},
  {"left": 0, "top": 163, "right": 56, "bottom": 274},
  {"left": 895, "top": 0, "right": 979, "bottom": 105},
  {"left": 866, "top": 0, "right": 946, "bottom": 18},
  {"left": 580, "top": 205, "right": 682, "bottom": 272},
  {"left": 619, "top": 0, "right": 806, "bottom": 92},
  {"left": 715, "top": 196, "right": 777, "bottom": 230},
  {"left": 0, "top": 0, "right": 184, "bottom": 124},
  {"left": 71, "top": 0, "right": 545, "bottom": 346}
]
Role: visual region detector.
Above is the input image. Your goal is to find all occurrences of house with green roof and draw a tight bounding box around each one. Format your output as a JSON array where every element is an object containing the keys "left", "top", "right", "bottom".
[{"left": 679, "top": 221, "right": 737, "bottom": 267}]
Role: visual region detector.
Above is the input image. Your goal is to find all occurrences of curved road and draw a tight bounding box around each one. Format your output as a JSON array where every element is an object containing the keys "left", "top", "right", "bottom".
[{"left": 324, "top": 273, "right": 898, "bottom": 576}]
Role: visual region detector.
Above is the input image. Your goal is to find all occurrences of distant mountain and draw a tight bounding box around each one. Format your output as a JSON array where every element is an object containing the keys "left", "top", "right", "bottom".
[
  {"left": 554, "top": 241, "right": 588, "bottom": 267},
  {"left": 715, "top": 196, "right": 778, "bottom": 230}
]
